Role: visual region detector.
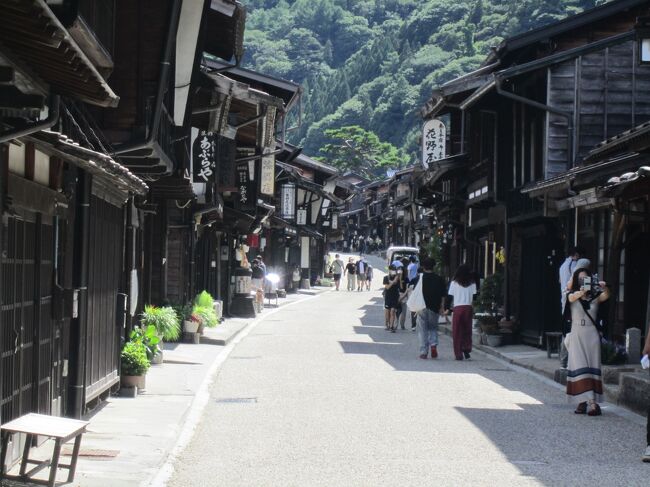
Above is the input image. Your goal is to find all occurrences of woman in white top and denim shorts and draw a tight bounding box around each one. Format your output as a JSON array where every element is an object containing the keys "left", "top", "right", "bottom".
[{"left": 448, "top": 264, "right": 477, "bottom": 360}]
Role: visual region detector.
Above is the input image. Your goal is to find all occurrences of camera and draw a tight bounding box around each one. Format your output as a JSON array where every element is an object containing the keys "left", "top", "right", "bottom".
[{"left": 580, "top": 274, "right": 602, "bottom": 298}]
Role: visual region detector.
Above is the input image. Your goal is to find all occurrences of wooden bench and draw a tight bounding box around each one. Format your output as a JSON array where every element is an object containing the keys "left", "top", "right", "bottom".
[{"left": 1, "top": 413, "right": 89, "bottom": 487}]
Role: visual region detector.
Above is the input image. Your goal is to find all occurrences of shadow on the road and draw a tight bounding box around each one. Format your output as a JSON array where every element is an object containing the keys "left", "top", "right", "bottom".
[
  {"left": 455, "top": 404, "right": 645, "bottom": 485},
  {"left": 340, "top": 285, "right": 646, "bottom": 485}
]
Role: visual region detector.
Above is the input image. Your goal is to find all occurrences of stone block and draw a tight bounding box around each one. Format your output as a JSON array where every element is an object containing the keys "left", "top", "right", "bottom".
[
  {"left": 626, "top": 327, "right": 641, "bottom": 364},
  {"left": 119, "top": 386, "right": 138, "bottom": 398},
  {"left": 617, "top": 371, "right": 650, "bottom": 415},
  {"left": 601, "top": 365, "right": 637, "bottom": 385}
]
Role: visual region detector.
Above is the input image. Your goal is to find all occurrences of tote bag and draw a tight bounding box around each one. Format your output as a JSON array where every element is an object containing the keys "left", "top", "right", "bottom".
[{"left": 407, "top": 277, "right": 426, "bottom": 313}]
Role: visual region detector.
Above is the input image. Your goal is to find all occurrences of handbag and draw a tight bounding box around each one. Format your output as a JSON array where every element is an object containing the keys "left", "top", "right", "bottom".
[{"left": 407, "top": 276, "right": 426, "bottom": 313}]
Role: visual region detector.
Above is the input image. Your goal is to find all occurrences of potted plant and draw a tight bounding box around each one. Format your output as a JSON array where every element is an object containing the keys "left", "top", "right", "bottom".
[
  {"left": 474, "top": 272, "right": 504, "bottom": 346},
  {"left": 140, "top": 305, "right": 181, "bottom": 363},
  {"left": 193, "top": 291, "right": 219, "bottom": 333},
  {"left": 129, "top": 325, "right": 161, "bottom": 364},
  {"left": 183, "top": 311, "right": 201, "bottom": 334},
  {"left": 120, "top": 340, "right": 150, "bottom": 390}
]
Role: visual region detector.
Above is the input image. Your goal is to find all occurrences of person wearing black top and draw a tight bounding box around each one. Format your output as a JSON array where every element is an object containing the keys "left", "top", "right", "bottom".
[
  {"left": 416, "top": 257, "right": 446, "bottom": 359},
  {"left": 344, "top": 257, "right": 357, "bottom": 291},
  {"left": 383, "top": 265, "right": 400, "bottom": 332}
]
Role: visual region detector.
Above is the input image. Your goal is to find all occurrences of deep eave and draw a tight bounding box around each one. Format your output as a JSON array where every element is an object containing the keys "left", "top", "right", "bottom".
[{"left": 0, "top": 0, "right": 119, "bottom": 107}]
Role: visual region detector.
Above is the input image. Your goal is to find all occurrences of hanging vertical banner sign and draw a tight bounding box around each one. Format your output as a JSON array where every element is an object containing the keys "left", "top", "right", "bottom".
[
  {"left": 296, "top": 208, "right": 307, "bottom": 225},
  {"left": 260, "top": 153, "right": 275, "bottom": 196},
  {"left": 192, "top": 131, "right": 217, "bottom": 183},
  {"left": 216, "top": 135, "right": 237, "bottom": 191},
  {"left": 280, "top": 183, "right": 296, "bottom": 220},
  {"left": 422, "top": 119, "right": 446, "bottom": 169},
  {"left": 235, "top": 163, "right": 257, "bottom": 212}
]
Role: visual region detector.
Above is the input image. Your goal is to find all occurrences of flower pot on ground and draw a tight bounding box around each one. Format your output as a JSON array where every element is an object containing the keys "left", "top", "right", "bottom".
[
  {"left": 120, "top": 341, "right": 150, "bottom": 391},
  {"left": 485, "top": 334, "right": 504, "bottom": 347},
  {"left": 129, "top": 325, "right": 161, "bottom": 364},
  {"left": 183, "top": 318, "right": 200, "bottom": 334}
]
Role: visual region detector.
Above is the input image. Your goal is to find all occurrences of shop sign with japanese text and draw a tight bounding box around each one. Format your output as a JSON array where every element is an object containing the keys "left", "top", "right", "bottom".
[
  {"left": 192, "top": 131, "right": 217, "bottom": 183},
  {"left": 422, "top": 119, "right": 446, "bottom": 169}
]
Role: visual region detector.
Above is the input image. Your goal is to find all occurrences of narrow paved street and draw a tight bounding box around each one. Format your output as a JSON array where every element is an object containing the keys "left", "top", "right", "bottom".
[{"left": 168, "top": 259, "right": 647, "bottom": 487}]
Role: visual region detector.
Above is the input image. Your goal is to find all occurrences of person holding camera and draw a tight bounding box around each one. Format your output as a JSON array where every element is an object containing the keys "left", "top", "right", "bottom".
[{"left": 565, "top": 267, "right": 610, "bottom": 416}]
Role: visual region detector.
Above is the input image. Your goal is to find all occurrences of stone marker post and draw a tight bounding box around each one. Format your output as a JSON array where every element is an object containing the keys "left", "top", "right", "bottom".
[{"left": 626, "top": 327, "right": 641, "bottom": 364}]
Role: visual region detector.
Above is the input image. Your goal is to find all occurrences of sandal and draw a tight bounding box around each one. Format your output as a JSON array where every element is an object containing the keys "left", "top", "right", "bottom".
[
  {"left": 574, "top": 402, "right": 587, "bottom": 414},
  {"left": 587, "top": 403, "right": 602, "bottom": 416}
]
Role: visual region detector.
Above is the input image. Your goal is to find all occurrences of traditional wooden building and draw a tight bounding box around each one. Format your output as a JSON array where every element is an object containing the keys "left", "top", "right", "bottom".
[
  {"left": 0, "top": 0, "right": 147, "bottom": 454},
  {"left": 421, "top": 0, "right": 650, "bottom": 344}
]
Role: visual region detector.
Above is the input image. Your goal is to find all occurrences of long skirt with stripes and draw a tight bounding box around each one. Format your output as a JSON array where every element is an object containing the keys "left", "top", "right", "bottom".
[{"left": 565, "top": 317, "right": 603, "bottom": 404}]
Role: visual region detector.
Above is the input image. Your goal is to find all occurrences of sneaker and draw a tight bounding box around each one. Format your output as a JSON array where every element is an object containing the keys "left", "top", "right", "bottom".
[
  {"left": 643, "top": 445, "right": 650, "bottom": 463},
  {"left": 419, "top": 354, "right": 428, "bottom": 360},
  {"left": 463, "top": 351, "right": 471, "bottom": 360},
  {"left": 411, "top": 327, "right": 416, "bottom": 332},
  {"left": 430, "top": 345, "right": 438, "bottom": 359}
]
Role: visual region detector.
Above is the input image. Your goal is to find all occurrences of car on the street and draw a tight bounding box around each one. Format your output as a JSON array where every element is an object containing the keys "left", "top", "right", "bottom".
[{"left": 386, "top": 246, "right": 419, "bottom": 266}]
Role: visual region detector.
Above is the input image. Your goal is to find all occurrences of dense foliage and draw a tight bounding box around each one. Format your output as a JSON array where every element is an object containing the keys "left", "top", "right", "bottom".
[{"left": 243, "top": 0, "right": 609, "bottom": 169}]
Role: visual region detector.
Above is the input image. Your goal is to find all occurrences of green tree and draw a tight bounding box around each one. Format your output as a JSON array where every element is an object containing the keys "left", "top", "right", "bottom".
[{"left": 318, "top": 125, "right": 410, "bottom": 178}]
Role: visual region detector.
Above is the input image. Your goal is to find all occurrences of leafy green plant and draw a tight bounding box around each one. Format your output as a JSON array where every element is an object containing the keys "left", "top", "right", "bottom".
[
  {"left": 129, "top": 325, "right": 161, "bottom": 361},
  {"left": 120, "top": 341, "right": 150, "bottom": 376},
  {"left": 194, "top": 290, "right": 215, "bottom": 309},
  {"left": 140, "top": 305, "right": 181, "bottom": 341},
  {"left": 192, "top": 305, "right": 218, "bottom": 328},
  {"left": 475, "top": 272, "right": 503, "bottom": 315}
]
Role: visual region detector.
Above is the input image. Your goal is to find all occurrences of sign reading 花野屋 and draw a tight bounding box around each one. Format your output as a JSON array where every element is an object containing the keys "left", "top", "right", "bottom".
[
  {"left": 422, "top": 119, "right": 446, "bottom": 169},
  {"left": 192, "top": 131, "right": 217, "bottom": 183}
]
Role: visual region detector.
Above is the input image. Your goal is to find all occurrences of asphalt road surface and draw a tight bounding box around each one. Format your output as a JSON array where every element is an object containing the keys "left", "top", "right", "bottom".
[{"left": 168, "top": 255, "right": 648, "bottom": 487}]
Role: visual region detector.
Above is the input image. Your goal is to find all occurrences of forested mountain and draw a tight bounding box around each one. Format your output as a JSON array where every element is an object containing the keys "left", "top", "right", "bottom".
[{"left": 243, "top": 0, "right": 609, "bottom": 171}]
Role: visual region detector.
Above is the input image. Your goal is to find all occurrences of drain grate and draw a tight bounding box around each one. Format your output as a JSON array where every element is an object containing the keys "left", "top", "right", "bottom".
[
  {"left": 216, "top": 397, "right": 258, "bottom": 404},
  {"left": 61, "top": 448, "right": 120, "bottom": 458}
]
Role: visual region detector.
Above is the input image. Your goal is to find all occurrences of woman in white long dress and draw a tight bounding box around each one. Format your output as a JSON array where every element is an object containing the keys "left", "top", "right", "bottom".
[{"left": 565, "top": 268, "right": 610, "bottom": 416}]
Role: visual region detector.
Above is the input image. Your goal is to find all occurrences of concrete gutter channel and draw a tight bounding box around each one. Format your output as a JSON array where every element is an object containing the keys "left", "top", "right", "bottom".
[
  {"left": 439, "top": 323, "right": 650, "bottom": 416},
  {"left": 5, "top": 287, "right": 331, "bottom": 487}
]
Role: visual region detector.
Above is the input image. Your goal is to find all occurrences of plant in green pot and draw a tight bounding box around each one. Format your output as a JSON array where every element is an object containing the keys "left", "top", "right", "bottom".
[
  {"left": 193, "top": 291, "right": 219, "bottom": 334},
  {"left": 140, "top": 305, "right": 181, "bottom": 363},
  {"left": 120, "top": 340, "right": 150, "bottom": 390}
]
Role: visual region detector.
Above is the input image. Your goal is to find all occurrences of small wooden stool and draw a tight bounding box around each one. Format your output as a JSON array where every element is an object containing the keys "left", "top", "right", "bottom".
[
  {"left": 1, "top": 413, "right": 89, "bottom": 487},
  {"left": 265, "top": 291, "right": 278, "bottom": 307},
  {"left": 545, "top": 332, "right": 564, "bottom": 358}
]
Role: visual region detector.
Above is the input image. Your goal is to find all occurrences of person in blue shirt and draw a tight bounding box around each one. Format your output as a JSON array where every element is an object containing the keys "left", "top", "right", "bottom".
[{"left": 407, "top": 255, "right": 419, "bottom": 281}]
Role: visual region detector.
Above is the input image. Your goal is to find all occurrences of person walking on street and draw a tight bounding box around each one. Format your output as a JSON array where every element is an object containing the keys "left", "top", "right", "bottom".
[
  {"left": 642, "top": 330, "right": 650, "bottom": 462},
  {"left": 559, "top": 246, "right": 585, "bottom": 368},
  {"left": 365, "top": 264, "right": 373, "bottom": 291},
  {"left": 407, "top": 255, "right": 418, "bottom": 281},
  {"left": 383, "top": 265, "right": 400, "bottom": 331},
  {"left": 251, "top": 258, "right": 265, "bottom": 290},
  {"left": 415, "top": 258, "right": 446, "bottom": 359},
  {"left": 397, "top": 258, "right": 410, "bottom": 330},
  {"left": 447, "top": 264, "right": 477, "bottom": 360},
  {"left": 565, "top": 267, "right": 610, "bottom": 416},
  {"left": 356, "top": 257, "right": 367, "bottom": 291},
  {"left": 330, "top": 254, "right": 345, "bottom": 291},
  {"left": 345, "top": 257, "right": 357, "bottom": 291}
]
